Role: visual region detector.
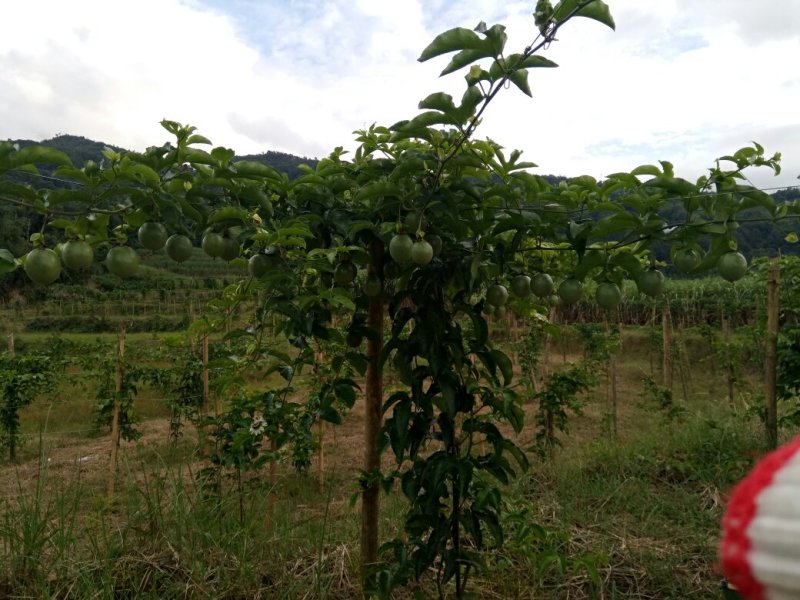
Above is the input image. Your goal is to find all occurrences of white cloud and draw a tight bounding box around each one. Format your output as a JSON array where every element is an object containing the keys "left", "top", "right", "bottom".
[{"left": 0, "top": 0, "right": 797, "bottom": 190}]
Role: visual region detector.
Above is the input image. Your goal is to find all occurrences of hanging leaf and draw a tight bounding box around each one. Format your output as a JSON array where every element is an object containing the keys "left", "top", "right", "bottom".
[
  {"left": 552, "top": 0, "right": 615, "bottom": 30},
  {"left": 418, "top": 28, "right": 488, "bottom": 62}
]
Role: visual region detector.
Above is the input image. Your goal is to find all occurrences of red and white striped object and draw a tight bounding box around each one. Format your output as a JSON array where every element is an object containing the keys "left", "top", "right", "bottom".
[{"left": 721, "top": 436, "right": 800, "bottom": 600}]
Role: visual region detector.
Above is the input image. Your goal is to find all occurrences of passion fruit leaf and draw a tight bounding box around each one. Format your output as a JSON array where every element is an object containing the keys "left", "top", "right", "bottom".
[
  {"left": 0, "top": 249, "right": 17, "bottom": 274},
  {"left": 553, "top": 0, "right": 615, "bottom": 29},
  {"left": 418, "top": 27, "right": 488, "bottom": 62}
]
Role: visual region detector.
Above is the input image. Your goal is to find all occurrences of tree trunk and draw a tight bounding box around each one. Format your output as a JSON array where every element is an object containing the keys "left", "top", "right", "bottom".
[
  {"left": 361, "top": 239, "right": 385, "bottom": 590},
  {"left": 107, "top": 327, "right": 126, "bottom": 500},
  {"left": 765, "top": 259, "right": 780, "bottom": 449}
]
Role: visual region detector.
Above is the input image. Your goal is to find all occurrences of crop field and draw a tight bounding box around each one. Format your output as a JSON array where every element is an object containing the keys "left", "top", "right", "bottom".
[{"left": 0, "top": 280, "right": 792, "bottom": 599}]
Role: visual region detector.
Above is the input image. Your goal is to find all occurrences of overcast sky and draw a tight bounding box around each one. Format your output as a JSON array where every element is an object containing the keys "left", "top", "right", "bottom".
[{"left": 1, "top": 0, "right": 798, "bottom": 190}]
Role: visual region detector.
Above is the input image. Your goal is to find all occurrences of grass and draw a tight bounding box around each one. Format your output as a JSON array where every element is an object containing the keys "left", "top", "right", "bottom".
[{"left": 0, "top": 326, "right": 781, "bottom": 598}]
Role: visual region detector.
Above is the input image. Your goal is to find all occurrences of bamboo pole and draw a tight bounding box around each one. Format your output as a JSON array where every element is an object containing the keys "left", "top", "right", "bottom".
[
  {"left": 765, "top": 259, "right": 780, "bottom": 449},
  {"left": 107, "top": 327, "right": 126, "bottom": 500},
  {"left": 7, "top": 333, "right": 14, "bottom": 356}
]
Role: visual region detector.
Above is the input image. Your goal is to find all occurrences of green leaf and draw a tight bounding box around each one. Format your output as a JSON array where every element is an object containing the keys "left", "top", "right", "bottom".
[
  {"left": 0, "top": 249, "right": 18, "bottom": 275},
  {"left": 491, "top": 349, "right": 513, "bottom": 385},
  {"left": 186, "top": 134, "right": 212, "bottom": 145},
  {"left": 207, "top": 206, "right": 250, "bottom": 224},
  {"left": 441, "top": 48, "right": 495, "bottom": 76},
  {"left": 518, "top": 55, "right": 559, "bottom": 69},
  {"left": 11, "top": 145, "right": 72, "bottom": 168},
  {"left": 400, "top": 111, "right": 458, "bottom": 131},
  {"left": 508, "top": 69, "right": 532, "bottom": 97},
  {"left": 418, "top": 92, "right": 457, "bottom": 115},
  {"left": 418, "top": 27, "right": 487, "bottom": 62},
  {"left": 234, "top": 160, "right": 281, "bottom": 180},
  {"left": 553, "top": 0, "right": 615, "bottom": 30}
]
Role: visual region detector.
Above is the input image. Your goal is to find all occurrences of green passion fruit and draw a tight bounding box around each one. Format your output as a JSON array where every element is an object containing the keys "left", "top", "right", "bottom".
[
  {"left": 531, "top": 273, "right": 555, "bottom": 298},
  {"left": 202, "top": 232, "right": 225, "bottom": 258},
  {"left": 510, "top": 275, "right": 531, "bottom": 298},
  {"left": 105, "top": 246, "right": 140, "bottom": 279},
  {"left": 673, "top": 248, "right": 701, "bottom": 273},
  {"left": 595, "top": 282, "right": 622, "bottom": 311},
  {"left": 165, "top": 235, "right": 194, "bottom": 263},
  {"left": 558, "top": 278, "right": 582, "bottom": 305},
  {"left": 363, "top": 274, "right": 383, "bottom": 297},
  {"left": 411, "top": 240, "right": 433, "bottom": 266},
  {"left": 137, "top": 222, "right": 168, "bottom": 251},
  {"left": 389, "top": 234, "right": 413, "bottom": 263},
  {"left": 487, "top": 284, "right": 509, "bottom": 307},
  {"left": 61, "top": 240, "right": 93, "bottom": 271},
  {"left": 24, "top": 248, "right": 61, "bottom": 285},
  {"left": 717, "top": 251, "right": 748, "bottom": 282},
  {"left": 334, "top": 261, "right": 358, "bottom": 286},
  {"left": 637, "top": 270, "right": 665, "bottom": 297},
  {"left": 248, "top": 254, "right": 279, "bottom": 278},
  {"left": 426, "top": 234, "right": 443, "bottom": 257},
  {"left": 219, "top": 238, "right": 240, "bottom": 262}
]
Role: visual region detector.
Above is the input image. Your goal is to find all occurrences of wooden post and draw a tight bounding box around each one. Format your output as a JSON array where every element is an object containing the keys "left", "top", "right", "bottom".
[
  {"left": 7, "top": 333, "right": 14, "bottom": 356},
  {"left": 662, "top": 304, "right": 673, "bottom": 391},
  {"left": 107, "top": 327, "right": 126, "bottom": 500},
  {"left": 202, "top": 333, "right": 210, "bottom": 411},
  {"left": 765, "top": 259, "right": 780, "bottom": 449},
  {"left": 318, "top": 421, "right": 325, "bottom": 490},
  {"left": 361, "top": 239, "right": 384, "bottom": 588},
  {"left": 723, "top": 315, "right": 735, "bottom": 405}
]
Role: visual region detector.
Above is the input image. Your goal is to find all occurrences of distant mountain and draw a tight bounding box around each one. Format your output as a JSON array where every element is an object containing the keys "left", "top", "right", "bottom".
[{"left": 5, "top": 134, "right": 317, "bottom": 187}]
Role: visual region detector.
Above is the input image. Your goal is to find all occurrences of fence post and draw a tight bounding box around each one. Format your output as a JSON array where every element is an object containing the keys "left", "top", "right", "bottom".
[
  {"left": 107, "top": 326, "right": 126, "bottom": 500},
  {"left": 662, "top": 304, "right": 673, "bottom": 391},
  {"left": 765, "top": 259, "right": 780, "bottom": 449}
]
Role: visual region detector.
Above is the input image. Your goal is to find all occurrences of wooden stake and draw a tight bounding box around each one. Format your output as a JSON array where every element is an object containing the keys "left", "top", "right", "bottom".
[
  {"left": 107, "top": 327, "right": 126, "bottom": 500},
  {"left": 662, "top": 304, "right": 673, "bottom": 391},
  {"left": 7, "top": 333, "right": 14, "bottom": 356},
  {"left": 318, "top": 421, "right": 325, "bottom": 490},
  {"left": 765, "top": 259, "right": 780, "bottom": 449},
  {"left": 202, "top": 333, "right": 210, "bottom": 411}
]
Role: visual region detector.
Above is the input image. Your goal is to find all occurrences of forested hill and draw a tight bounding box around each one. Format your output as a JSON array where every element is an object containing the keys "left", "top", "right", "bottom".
[{"left": 6, "top": 134, "right": 318, "bottom": 185}]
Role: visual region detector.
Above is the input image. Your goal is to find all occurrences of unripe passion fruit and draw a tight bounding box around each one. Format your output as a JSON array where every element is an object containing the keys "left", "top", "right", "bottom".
[
  {"left": 637, "top": 270, "right": 665, "bottom": 297},
  {"left": 334, "top": 261, "right": 357, "bottom": 285},
  {"left": 219, "top": 238, "right": 240, "bottom": 261},
  {"left": 717, "top": 251, "right": 748, "bottom": 282},
  {"left": 248, "top": 254, "right": 277, "bottom": 278},
  {"left": 24, "top": 248, "right": 61, "bottom": 285},
  {"left": 61, "top": 240, "right": 93, "bottom": 271},
  {"left": 673, "top": 248, "right": 701, "bottom": 273},
  {"left": 487, "top": 284, "right": 509, "bottom": 307},
  {"left": 493, "top": 305, "right": 507, "bottom": 319},
  {"left": 165, "top": 234, "right": 193, "bottom": 263},
  {"left": 137, "top": 222, "right": 168, "bottom": 251},
  {"left": 558, "top": 278, "right": 582, "bottom": 305},
  {"left": 105, "top": 246, "right": 140, "bottom": 279},
  {"left": 510, "top": 275, "right": 531, "bottom": 298},
  {"left": 595, "top": 282, "right": 622, "bottom": 311},
  {"left": 389, "top": 234, "right": 413, "bottom": 263},
  {"left": 531, "top": 273, "right": 555, "bottom": 298},
  {"left": 410, "top": 240, "right": 433, "bottom": 266},
  {"left": 427, "top": 234, "right": 443, "bottom": 257},
  {"left": 363, "top": 274, "right": 383, "bottom": 297},
  {"left": 202, "top": 232, "right": 225, "bottom": 258},
  {"left": 403, "top": 211, "right": 424, "bottom": 234},
  {"left": 346, "top": 330, "right": 363, "bottom": 348}
]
